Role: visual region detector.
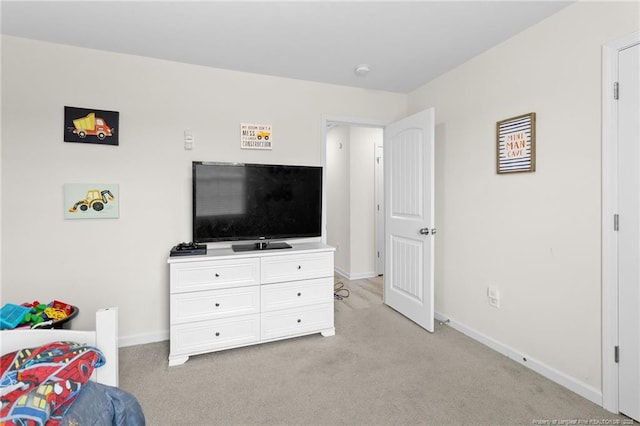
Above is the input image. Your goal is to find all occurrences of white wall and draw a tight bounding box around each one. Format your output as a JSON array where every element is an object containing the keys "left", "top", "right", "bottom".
[
  {"left": 408, "top": 1, "right": 639, "bottom": 395},
  {"left": 0, "top": 36, "right": 407, "bottom": 343},
  {"left": 326, "top": 126, "right": 351, "bottom": 272},
  {"left": 349, "top": 126, "right": 381, "bottom": 278}
]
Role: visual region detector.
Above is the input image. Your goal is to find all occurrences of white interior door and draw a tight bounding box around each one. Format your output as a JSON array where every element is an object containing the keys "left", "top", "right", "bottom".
[
  {"left": 383, "top": 108, "right": 435, "bottom": 332},
  {"left": 618, "top": 41, "right": 640, "bottom": 422}
]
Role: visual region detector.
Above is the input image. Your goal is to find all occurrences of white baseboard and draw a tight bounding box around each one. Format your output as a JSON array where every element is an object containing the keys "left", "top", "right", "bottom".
[
  {"left": 350, "top": 271, "right": 378, "bottom": 280},
  {"left": 119, "top": 330, "right": 168, "bottom": 348},
  {"left": 334, "top": 268, "right": 377, "bottom": 281},
  {"left": 434, "top": 311, "right": 602, "bottom": 406},
  {"left": 334, "top": 267, "right": 348, "bottom": 279}
]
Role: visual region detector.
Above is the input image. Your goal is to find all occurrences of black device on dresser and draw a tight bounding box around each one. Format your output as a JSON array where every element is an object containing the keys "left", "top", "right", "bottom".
[{"left": 170, "top": 242, "right": 207, "bottom": 256}]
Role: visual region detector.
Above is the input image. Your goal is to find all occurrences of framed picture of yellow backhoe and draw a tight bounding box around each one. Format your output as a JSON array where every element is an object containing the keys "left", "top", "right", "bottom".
[
  {"left": 64, "top": 106, "right": 119, "bottom": 146},
  {"left": 64, "top": 184, "right": 119, "bottom": 220}
]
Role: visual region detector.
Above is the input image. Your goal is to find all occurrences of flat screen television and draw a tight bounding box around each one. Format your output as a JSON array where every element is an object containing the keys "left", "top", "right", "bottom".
[{"left": 192, "top": 161, "right": 323, "bottom": 251}]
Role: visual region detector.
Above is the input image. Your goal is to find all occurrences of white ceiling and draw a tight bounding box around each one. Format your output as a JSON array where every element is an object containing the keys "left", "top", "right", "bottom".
[{"left": 1, "top": 1, "right": 573, "bottom": 93}]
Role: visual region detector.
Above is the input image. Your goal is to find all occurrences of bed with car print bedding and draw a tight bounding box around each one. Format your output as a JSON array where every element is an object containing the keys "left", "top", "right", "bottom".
[{"left": 0, "top": 308, "right": 145, "bottom": 425}]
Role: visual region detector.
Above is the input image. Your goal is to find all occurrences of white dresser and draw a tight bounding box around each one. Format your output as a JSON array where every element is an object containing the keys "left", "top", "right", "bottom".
[{"left": 168, "top": 242, "right": 335, "bottom": 366}]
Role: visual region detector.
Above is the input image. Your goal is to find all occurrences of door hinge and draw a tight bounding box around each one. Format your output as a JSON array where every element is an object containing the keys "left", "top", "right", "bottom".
[
  {"left": 615, "top": 345, "right": 619, "bottom": 363},
  {"left": 614, "top": 214, "right": 619, "bottom": 231},
  {"left": 614, "top": 82, "right": 619, "bottom": 100}
]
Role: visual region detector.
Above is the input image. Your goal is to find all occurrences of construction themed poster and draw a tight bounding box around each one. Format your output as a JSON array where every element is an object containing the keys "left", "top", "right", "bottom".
[
  {"left": 64, "top": 183, "right": 119, "bottom": 220},
  {"left": 64, "top": 106, "right": 119, "bottom": 146},
  {"left": 240, "top": 123, "right": 272, "bottom": 150}
]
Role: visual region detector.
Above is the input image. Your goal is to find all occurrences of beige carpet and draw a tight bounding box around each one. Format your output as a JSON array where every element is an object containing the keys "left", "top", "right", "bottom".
[{"left": 119, "top": 276, "right": 632, "bottom": 425}]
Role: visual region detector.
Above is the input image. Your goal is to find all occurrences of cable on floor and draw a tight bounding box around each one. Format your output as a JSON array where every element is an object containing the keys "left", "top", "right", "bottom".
[{"left": 334, "top": 281, "right": 350, "bottom": 300}]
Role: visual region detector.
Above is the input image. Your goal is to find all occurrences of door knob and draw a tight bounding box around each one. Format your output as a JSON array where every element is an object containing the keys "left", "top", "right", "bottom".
[{"left": 419, "top": 228, "right": 430, "bottom": 235}]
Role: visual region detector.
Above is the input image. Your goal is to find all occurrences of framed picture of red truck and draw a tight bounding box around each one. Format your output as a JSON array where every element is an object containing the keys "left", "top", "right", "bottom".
[{"left": 64, "top": 106, "right": 119, "bottom": 146}]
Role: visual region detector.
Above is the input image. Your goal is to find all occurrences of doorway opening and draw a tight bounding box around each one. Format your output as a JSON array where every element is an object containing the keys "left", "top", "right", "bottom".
[
  {"left": 323, "top": 117, "right": 384, "bottom": 281},
  {"left": 322, "top": 109, "right": 436, "bottom": 333}
]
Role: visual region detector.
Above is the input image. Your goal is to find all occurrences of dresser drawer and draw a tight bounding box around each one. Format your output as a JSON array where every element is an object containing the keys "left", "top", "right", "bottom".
[
  {"left": 171, "top": 286, "right": 260, "bottom": 325},
  {"left": 170, "top": 314, "right": 260, "bottom": 356},
  {"left": 261, "top": 277, "right": 333, "bottom": 312},
  {"left": 261, "top": 303, "right": 334, "bottom": 341},
  {"left": 261, "top": 252, "right": 333, "bottom": 284},
  {"left": 170, "top": 258, "right": 260, "bottom": 293}
]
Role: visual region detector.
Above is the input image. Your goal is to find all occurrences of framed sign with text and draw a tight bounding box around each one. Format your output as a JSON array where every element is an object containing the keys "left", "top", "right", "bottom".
[
  {"left": 496, "top": 112, "right": 536, "bottom": 174},
  {"left": 240, "top": 123, "right": 272, "bottom": 150}
]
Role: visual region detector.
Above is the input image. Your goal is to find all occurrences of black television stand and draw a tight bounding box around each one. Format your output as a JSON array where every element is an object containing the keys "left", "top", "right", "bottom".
[{"left": 232, "top": 241, "right": 292, "bottom": 252}]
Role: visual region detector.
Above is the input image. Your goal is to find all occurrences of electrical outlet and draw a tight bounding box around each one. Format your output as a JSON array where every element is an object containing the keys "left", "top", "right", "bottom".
[{"left": 487, "top": 286, "right": 500, "bottom": 308}]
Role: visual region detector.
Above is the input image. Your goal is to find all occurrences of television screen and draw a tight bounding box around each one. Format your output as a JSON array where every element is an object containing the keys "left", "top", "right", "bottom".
[{"left": 193, "top": 162, "right": 322, "bottom": 245}]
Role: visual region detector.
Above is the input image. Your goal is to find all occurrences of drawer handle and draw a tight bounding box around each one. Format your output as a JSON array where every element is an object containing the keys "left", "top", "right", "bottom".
[
  {"left": 297, "top": 265, "right": 302, "bottom": 270},
  {"left": 215, "top": 303, "right": 220, "bottom": 307},
  {"left": 215, "top": 332, "right": 220, "bottom": 337},
  {"left": 215, "top": 273, "right": 220, "bottom": 278},
  {"left": 297, "top": 292, "right": 302, "bottom": 297},
  {"left": 297, "top": 319, "right": 302, "bottom": 323}
]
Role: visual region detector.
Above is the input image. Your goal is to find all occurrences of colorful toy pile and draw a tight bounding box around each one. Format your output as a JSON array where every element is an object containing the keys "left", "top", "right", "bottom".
[{"left": 0, "top": 300, "right": 75, "bottom": 329}]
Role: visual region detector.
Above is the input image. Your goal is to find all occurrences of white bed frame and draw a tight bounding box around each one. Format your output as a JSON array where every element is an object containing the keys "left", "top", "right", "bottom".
[{"left": 0, "top": 307, "right": 119, "bottom": 387}]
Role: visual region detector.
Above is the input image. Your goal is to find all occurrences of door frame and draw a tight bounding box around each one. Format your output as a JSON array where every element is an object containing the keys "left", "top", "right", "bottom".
[
  {"left": 321, "top": 115, "right": 388, "bottom": 274},
  {"left": 601, "top": 30, "right": 640, "bottom": 414},
  {"left": 375, "top": 144, "right": 385, "bottom": 275}
]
